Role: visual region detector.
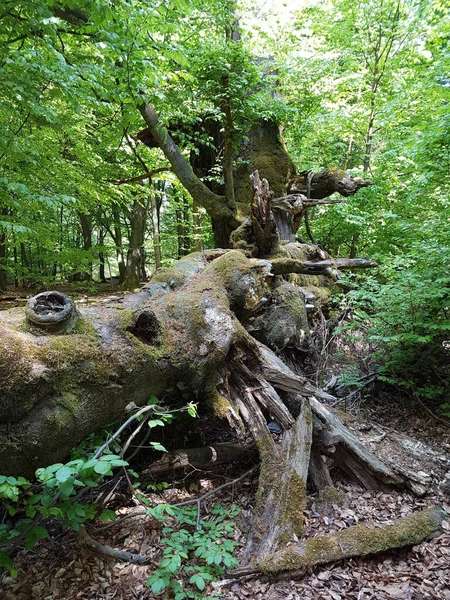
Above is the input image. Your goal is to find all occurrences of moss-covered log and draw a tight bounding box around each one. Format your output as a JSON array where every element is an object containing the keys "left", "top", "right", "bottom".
[
  {"left": 0, "top": 246, "right": 332, "bottom": 476},
  {"left": 0, "top": 251, "right": 250, "bottom": 475},
  {"left": 231, "top": 506, "right": 446, "bottom": 577}
]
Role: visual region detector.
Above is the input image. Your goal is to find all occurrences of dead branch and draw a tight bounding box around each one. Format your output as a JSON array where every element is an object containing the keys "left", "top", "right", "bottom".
[
  {"left": 231, "top": 506, "right": 446, "bottom": 577},
  {"left": 79, "top": 526, "right": 151, "bottom": 565},
  {"left": 269, "top": 257, "right": 378, "bottom": 276}
]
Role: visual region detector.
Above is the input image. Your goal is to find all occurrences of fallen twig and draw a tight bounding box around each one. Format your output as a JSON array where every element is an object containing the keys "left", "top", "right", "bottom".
[
  {"left": 94, "top": 465, "right": 258, "bottom": 534},
  {"left": 79, "top": 526, "right": 151, "bottom": 565}
]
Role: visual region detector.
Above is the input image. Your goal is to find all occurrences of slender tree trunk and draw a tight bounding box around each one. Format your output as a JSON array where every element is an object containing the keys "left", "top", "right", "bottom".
[
  {"left": 122, "top": 199, "right": 147, "bottom": 290},
  {"left": 176, "top": 207, "right": 185, "bottom": 259},
  {"left": 192, "top": 200, "right": 202, "bottom": 252},
  {"left": 150, "top": 191, "right": 162, "bottom": 269},
  {"left": 79, "top": 212, "right": 93, "bottom": 281},
  {"left": 220, "top": 75, "right": 236, "bottom": 209},
  {"left": 20, "top": 242, "right": 31, "bottom": 286},
  {"left": 112, "top": 206, "right": 126, "bottom": 284},
  {"left": 98, "top": 225, "right": 106, "bottom": 282},
  {"left": 182, "top": 194, "right": 190, "bottom": 254},
  {"left": 0, "top": 231, "right": 7, "bottom": 292},
  {"left": 13, "top": 237, "right": 18, "bottom": 288}
]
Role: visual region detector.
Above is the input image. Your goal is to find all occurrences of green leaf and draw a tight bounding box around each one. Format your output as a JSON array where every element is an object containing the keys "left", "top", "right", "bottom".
[
  {"left": 148, "top": 576, "right": 169, "bottom": 593},
  {"left": 189, "top": 573, "right": 206, "bottom": 591},
  {"left": 100, "top": 509, "right": 117, "bottom": 522},
  {"left": 93, "top": 461, "right": 112, "bottom": 475},
  {"left": 25, "top": 526, "right": 49, "bottom": 549},
  {"left": 55, "top": 466, "right": 74, "bottom": 483},
  {"left": 150, "top": 442, "right": 167, "bottom": 452}
]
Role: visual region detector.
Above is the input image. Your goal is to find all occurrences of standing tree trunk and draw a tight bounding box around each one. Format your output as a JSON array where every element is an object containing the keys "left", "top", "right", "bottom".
[
  {"left": 0, "top": 231, "right": 7, "bottom": 292},
  {"left": 111, "top": 205, "right": 126, "bottom": 284},
  {"left": 150, "top": 189, "right": 162, "bottom": 269},
  {"left": 122, "top": 198, "right": 147, "bottom": 290},
  {"left": 79, "top": 212, "right": 93, "bottom": 281},
  {"left": 192, "top": 199, "right": 202, "bottom": 252},
  {"left": 98, "top": 224, "right": 106, "bottom": 283}
]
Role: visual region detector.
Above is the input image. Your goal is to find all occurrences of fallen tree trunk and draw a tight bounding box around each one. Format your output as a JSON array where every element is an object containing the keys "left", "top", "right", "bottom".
[
  {"left": 0, "top": 171, "right": 417, "bottom": 579},
  {"left": 231, "top": 506, "right": 446, "bottom": 577}
]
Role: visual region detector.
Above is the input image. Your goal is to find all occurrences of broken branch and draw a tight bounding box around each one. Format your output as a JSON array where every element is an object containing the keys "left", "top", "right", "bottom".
[{"left": 231, "top": 506, "right": 446, "bottom": 577}]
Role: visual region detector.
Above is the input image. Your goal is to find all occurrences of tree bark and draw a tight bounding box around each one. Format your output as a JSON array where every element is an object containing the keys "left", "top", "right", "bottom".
[
  {"left": 79, "top": 211, "right": 93, "bottom": 281},
  {"left": 150, "top": 190, "right": 162, "bottom": 269},
  {"left": 139, "top": 104, "right": 238, "bottom": 227},
  {"left": 140, "top": 443, "right": 254, "bottom": 480},
  {"left": 0, "top": 231, "right": 7, "bottom": 292},
  {"left": 289, "top": 168, "right": 371, "bottom": 199},
  {"left": 122, "top": 198, "right": 147, "bottom": 290}
]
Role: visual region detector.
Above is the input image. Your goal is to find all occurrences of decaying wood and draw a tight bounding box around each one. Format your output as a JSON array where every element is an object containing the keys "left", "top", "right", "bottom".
[
  {"left": 310, "top": 398, "right": 402, "bottom": 489},
  {"left": 250, "top": 171, "right": 278, "bottom": 256},
  {"left": 308, "top": 447, "right": 334, "bottom": 491},
  {"left": 140, "top": 443, "right": 253, "bottom": 479},
  {"left": 271, "top": 194, "right": 344, "bottom": 215},
  {"left": 270, "top": 257, "right": 378, "bottom": 277},
  {"left": 388, "top": 461, "right": 432, "bottom": 496},
  {"left": 256, "top": 344, "right": 401, "bottom": 490},
  {"left": 79, "top": 526, "right": 151, "bottom": 565},
  {"left": 1, "top": 169, "right": 421, "bottom": 580},
  {"left": 231, "top": 506, "right": 445, "bottom": 577},
  {"left": 241, "top": 392, "right": 312, "bottom": 563},
  {"left": 289, "top": 169, "right": 372, "bottom": 199}
]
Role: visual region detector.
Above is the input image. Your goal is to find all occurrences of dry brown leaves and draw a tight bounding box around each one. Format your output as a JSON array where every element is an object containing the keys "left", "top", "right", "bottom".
[{"left": 1, "top": 411, "right": 449, "bottom": 600}]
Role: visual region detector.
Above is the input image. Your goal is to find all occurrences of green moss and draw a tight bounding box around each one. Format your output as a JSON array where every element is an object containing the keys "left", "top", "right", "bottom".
[
  {"left": 150, "top": 253, "right": 202, "bottom": 288},
  {"left": 321, "top": 486, "right": 348, "bottom": 507},
  {"left": 282, "top": 471, "right": 306, "bottom": 536},
  {"left": 259, "top": 547, "right": 302, "bottom": 575},
  {"left": 33, "top": 332, "right": 101, "bottom": 369},
  {"left": 328, "top": 167, "right": 347, "bottom": 180},
  {"left": 304, "top": 534, "right": 340, "bottom": 563},
  {"left": 117, "top": 308, "right": 137, "bottom": 330},
  {"left": 254, "top": 447, "right": 283, "bottom": 507},
  {"left": 74, "top": 317, "right": 97, "bottom": 336},
  {"left": 211, "top": 392, "right": 233, "bottom": 418},
  {"left": 49, "top": 406, "right": 76, "bottom": 429},
  {"left": 59, "top": 391, "right": 80, "bottom": 414},
  {"left": 205, "top": 250, "right": 271, "bottom": 314}
]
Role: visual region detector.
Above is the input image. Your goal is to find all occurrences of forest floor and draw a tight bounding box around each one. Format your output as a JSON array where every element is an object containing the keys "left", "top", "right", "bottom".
[
  {"left": 1, "top": 393, "right": 449, "bottom": 600},
  {"left": 1, "top": 289, "right": 450, "bottom": 600}
]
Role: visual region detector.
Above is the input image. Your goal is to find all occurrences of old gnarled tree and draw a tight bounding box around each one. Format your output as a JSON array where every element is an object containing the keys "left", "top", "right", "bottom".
[{"left": 0, "top": 153, "right": 444, "bottom": 576}]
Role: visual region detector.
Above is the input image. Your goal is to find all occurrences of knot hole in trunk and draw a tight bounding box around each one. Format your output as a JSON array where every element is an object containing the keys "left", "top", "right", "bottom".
[{"left": 127, "top": 310, "right": 161, "bottom": 345}]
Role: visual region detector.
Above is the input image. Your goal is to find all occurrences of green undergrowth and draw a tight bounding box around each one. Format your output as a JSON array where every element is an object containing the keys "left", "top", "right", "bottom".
[
  {"left": 145, "top": 503, "right": 240, "bottom": 599},
  {"left": 335, "top": 239, "right": 450, "bottom": 417},
  {"left": 0, "top": 397, "right": 241, "bottom": 598}
]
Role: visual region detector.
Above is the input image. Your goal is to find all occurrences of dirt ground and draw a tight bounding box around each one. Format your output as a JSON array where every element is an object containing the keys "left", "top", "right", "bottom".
[{"left": 1, "top": 394, "right": 449, "bottom": 600}]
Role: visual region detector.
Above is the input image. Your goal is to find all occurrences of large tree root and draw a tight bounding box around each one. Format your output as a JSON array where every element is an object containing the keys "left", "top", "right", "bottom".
[{"left": 231, "top": 506, "right": 446, "bottom": 577}]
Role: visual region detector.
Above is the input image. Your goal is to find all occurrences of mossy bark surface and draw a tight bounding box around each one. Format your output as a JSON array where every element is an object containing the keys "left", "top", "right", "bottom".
[{"left": 252, "top": 506, "right": 446, "bottom": 576}]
